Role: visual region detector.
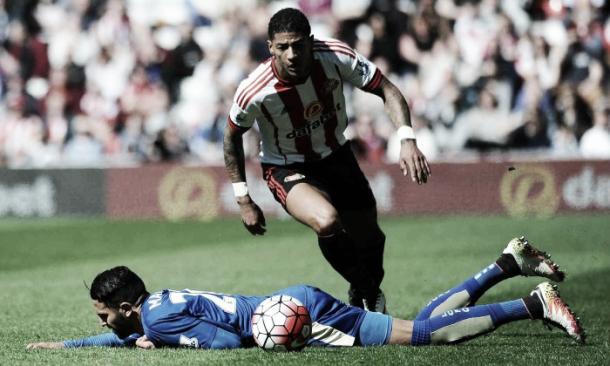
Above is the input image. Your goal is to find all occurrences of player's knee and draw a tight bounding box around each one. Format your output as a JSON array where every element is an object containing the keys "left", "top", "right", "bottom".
[{"left": 311, "top": 208, "right": 340, "bottom": 236}]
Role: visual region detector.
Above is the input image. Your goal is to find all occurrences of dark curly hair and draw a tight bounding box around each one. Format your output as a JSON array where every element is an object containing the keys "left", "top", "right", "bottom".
[
  {"left": 90, "top": 266, "right": 147, "bottom": 308},
  {"left": 267, "top": 8, "right": 311, "bottom": 40}
]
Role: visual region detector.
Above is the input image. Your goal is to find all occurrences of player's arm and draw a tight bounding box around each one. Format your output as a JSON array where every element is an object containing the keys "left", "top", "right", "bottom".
[
  {"left": 223, "top": 119, "right": 266, "bottom": 235},
  {"left": 26, "top": 332, "right": 140, "bottom": 349},
  {"left": 332, "top": 39, "right": 431, "bottom": 184},
  {"left": 367, "top": 76, "right": 431, "bottom": 184},
  {"left": 26, "top": 341, "right": 65, "bottom": 350}
]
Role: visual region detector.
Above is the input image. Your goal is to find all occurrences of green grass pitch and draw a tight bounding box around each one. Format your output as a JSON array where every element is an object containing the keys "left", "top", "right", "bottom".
[{"left": 1, "top": 215, "right": 608, "bottom": 365}]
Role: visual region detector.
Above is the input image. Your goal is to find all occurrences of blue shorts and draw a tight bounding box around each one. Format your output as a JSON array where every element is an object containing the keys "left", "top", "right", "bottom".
[{"left": 272, "top": 285, "right": 392, "bottom": 347}]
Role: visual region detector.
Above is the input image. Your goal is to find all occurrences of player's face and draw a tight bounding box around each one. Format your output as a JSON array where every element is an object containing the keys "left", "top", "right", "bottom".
[
  {"left": 268, "top": 32, "right": 313, "bottom": 82},
  {"left": 93, "top": 300, "right": 136, "bottom": 338}
]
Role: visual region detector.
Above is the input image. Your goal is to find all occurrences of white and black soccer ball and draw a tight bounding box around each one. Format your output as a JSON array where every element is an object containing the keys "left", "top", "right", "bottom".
[{"left": 251, "top": 295, "right": 312, "bottom": 351}]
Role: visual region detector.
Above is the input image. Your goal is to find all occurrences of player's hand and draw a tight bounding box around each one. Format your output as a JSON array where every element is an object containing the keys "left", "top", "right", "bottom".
[
  {"left": 399, "top": 139, "right": 431, "bottom": 185},
  {"left": 136, "top": 335, "right": 155, "bottom": 350},
  {"left": 237, "top": 195, "right": 267, "bottom": 235},
  {"left": 26, "top": 342, "right": 65, "bottom": 350}
]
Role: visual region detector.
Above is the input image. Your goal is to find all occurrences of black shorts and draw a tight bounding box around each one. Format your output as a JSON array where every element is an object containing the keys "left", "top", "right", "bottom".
[{"left": 261, "top": 142, "right": 376, "bottom": 211}]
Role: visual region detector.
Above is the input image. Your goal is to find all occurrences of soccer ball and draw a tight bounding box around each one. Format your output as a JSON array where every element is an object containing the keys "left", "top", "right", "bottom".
[{"left": 251, "top": 295, "right": 312, "bottom": 351}]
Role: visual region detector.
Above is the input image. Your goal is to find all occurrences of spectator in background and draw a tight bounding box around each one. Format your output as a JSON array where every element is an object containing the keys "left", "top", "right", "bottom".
[
  {"left": 506, "top": 108, "right": 551, "bottom": 150},
  {"left": 447, "top": 80, "right": 520, "bottom": 151},
  {"left": 160, "top": 23, "right": 203, "bottom": 104},
  {"left": 0, "top": 86, "right": 45, "bottom": 167},
  {"left": 579, "top": 104, "right": 610, "bottom": 159},
  {"left": 350, "top": 112, "right": 387, "bottom": 163},
  {"left": 152, "top": 123, "right": 189, "bottom": 162},
  {"left": 551, "top": 84, "right": 593, "bottom": 142},
  {"left": 62, "top": 114, "right": 104, "bottom": 167}
]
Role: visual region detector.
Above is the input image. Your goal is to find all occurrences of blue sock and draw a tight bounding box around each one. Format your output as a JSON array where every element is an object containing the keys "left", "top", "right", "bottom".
[
  {"left": 415, "top": 263, "right": 512, "bottom": 320},
  {"left": 411, "top": 299, "right": 531, "bottom": 345}
]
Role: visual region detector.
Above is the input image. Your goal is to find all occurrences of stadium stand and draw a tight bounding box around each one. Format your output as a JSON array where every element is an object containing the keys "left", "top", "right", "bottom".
[{"left": 0, "top": 0, "right": 608, "bottom": 168}]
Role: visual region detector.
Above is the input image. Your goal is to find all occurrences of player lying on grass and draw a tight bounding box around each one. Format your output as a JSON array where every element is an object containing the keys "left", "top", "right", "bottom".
[{"left": 26, "top": 237, "right": 584, "bottom": 350}]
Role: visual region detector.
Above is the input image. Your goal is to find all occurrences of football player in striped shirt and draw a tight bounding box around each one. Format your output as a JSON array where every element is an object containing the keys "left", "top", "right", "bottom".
[
  {"left": 223, "top": 8, "right": 431, "bottom": 314},
  {"left": 26, "top": 237, "right": 584, "bottom": 350}
]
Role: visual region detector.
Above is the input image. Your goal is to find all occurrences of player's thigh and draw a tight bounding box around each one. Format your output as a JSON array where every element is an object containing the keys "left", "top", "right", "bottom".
[
  {"left": 303, "top": 286, "right": 392, "bottom": 346},
  {"left": 304, "top": 286, "right": 365, "bottom": 346},
  {"left": 262, "top": 164, "right": 338, "bottom": 231},
  {"left": 271, "top": 285, "right": 338, "bottom": 319},
  {"left": 286, "top": 183, "right": 339, "bottom": 233},
  {"left": 271, "top": 285, "right": 310, "bottom": 304},
  {"left": 322, "top": 144, "right": 376, "bottom": 211}
]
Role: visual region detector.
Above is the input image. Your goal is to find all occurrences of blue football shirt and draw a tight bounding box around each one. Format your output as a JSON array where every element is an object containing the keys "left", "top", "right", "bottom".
[{"left": 141, "top": 289, "right": 265, "bottom": 349}]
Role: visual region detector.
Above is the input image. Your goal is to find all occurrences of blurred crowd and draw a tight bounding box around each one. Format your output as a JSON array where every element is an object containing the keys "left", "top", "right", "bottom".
[{"left": 0, "top": 0, "right": 609, "bottom": 168}]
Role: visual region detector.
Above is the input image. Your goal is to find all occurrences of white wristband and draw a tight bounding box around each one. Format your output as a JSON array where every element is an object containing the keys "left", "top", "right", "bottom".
[
  {"left": 232, "top": 182, "right": 248, "bottom": 197},
  {"left": 396, "top": 125, "right": 416, "bottom": 141}
]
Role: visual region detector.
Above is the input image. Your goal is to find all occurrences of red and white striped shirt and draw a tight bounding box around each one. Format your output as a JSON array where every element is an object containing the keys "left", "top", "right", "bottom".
[{"left": 228, "top": 38, "right": 383, "bottom": 165}]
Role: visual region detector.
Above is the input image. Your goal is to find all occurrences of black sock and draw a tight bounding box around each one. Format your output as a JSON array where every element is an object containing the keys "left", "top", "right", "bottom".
[
  {"left": 357, "top": 229, "right": 385, "bottom": 289},
  {"left": 495, "top": 253, "right": 520, "bottom": 276},
  {"left": 318, "top": 231, "right": 377, "bottom": 295},
  {"left": 522, "top": 295, "right": 544, "bottom": 319}
]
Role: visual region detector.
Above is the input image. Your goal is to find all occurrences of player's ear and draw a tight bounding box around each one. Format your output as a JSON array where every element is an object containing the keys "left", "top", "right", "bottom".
[
  {"left": 119, "top": 302, "right": 134, "bottom": 316},
  {"left": 267, "top": 39, "right": 273, "bottom": 53}
]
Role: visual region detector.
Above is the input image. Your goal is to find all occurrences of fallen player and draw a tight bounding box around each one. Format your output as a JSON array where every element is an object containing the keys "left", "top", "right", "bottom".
[{"left": 27, "top": 237, "right": 584, "bottom": 350}]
